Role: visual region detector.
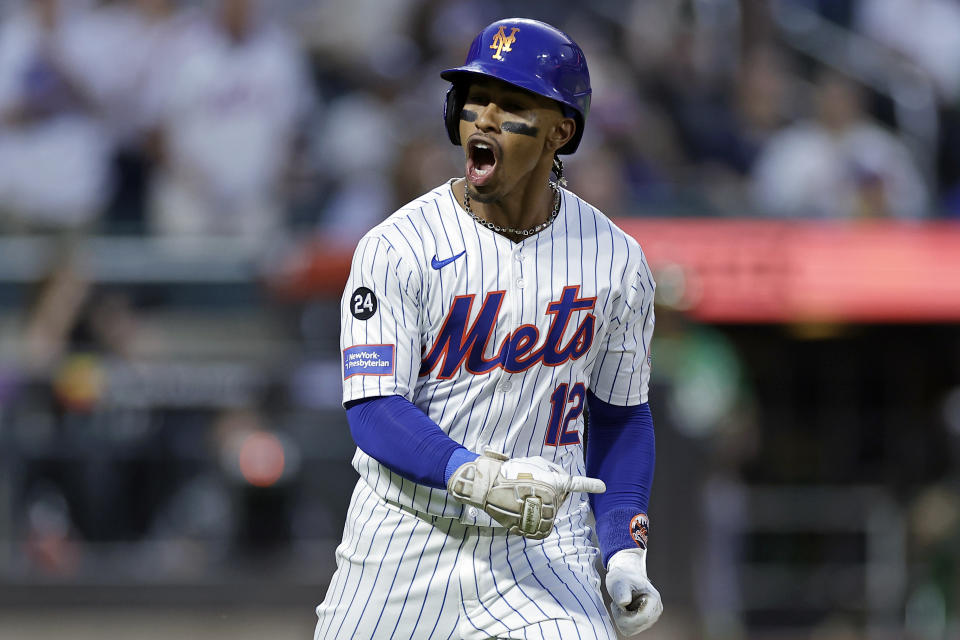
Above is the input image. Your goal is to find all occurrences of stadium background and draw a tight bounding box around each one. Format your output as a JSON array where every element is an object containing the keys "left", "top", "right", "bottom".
[{"left": 0, "top": 0, "right": 958, "bottom": 638}]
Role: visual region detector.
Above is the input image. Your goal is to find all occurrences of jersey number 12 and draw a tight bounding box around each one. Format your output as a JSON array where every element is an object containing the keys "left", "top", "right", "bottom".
[{"left": 545, "top": 382, "right": 585, "bottom": 446}]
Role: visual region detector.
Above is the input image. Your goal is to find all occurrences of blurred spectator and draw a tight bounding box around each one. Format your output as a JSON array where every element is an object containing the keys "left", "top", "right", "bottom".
[
  {"left": 624, "top": 0, "right": 744, "bottom": 84},
  {"left": 856, "top": 0, "right": 960, "bottom": 103},
  {"left": 566, "top": 144, "right": 635, "bottom": 218},
  {"left": 71, "top": 0, "right": 179, "bottom": 145},
  {"left": 310, "top": 84, "right": 399, "bottom": 245},
  {"left": 855, "top": 0, "right": 960, "bottom": 219},
  {"left": 0, "top": 0, "right": 114, "bottom": 231},
  {"left": 142, "top": 0, "right": 315, "bottom": 244},
  {"left": 73, "top": 0, "right": 180, "bottom": 232},
  {"left": 296, "top": 0, "right": 421, "bottom": 81},
  {"left": 750, "top": 70, "right": 929, "bottom": 219},
  {"left": 731, "top": 46, "right": 794, "bottom": 171},
  {"left": 567, "top": 47, "right": 685, "bottom": 216},
  {"left": 391, "top": 131, "right": 458, "bottom": 208}
]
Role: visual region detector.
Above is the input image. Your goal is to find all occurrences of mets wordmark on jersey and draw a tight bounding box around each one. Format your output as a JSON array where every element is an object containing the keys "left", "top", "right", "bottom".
[{"left": 340, "top": 180, "right": 655, "bottom": 526}]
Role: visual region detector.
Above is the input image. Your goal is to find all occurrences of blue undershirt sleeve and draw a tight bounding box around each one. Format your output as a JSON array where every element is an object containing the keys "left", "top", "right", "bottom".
[
  {"left": 585, "top": 391, "right": 656, "bottom": 565},
  {"left": 345, "top": 395, "right": 478, "bottom": 489}
]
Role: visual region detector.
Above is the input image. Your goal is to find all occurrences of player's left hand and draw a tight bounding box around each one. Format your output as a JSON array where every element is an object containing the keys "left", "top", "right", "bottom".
[{"left": 605, "top": 548, "right": 663, "bottom": 636}]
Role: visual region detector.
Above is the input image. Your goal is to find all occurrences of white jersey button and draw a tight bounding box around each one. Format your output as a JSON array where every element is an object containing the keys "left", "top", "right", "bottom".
[
  {"left": 468, "top": 507, "right": 478, "bottom": 517},
  {"left": 498, "top": 380, "right": 513, "bottom": 392},
  {"left": 516, "top": 278, "right": 526, "bottom": 289}
]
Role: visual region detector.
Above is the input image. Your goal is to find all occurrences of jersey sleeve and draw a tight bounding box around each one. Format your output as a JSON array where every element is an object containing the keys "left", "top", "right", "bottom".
[
  {"left": 341, "top": 231, "right": 423, "bottom": 404},
  {"left": 590, "top": 251, "right": 656, "bottom": 405}
]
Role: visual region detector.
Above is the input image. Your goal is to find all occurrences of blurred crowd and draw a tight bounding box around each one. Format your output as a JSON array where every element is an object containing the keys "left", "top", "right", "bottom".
[
  {"left": 0, "top": 0, "right": 957, "bottom": 251},
  {"left": 0, "top": 1, "right": 959, "bottom": 637}
]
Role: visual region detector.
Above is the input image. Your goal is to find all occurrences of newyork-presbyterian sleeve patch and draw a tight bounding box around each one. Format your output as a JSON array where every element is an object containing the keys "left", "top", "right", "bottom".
[{"left": 343, "top": 344, "right": 395, "bottom": 379}]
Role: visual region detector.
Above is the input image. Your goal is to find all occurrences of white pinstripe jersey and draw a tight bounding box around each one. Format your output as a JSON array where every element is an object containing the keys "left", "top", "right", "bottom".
[{"left": 340, "top": 179, "right": 655, "bottom": 526}]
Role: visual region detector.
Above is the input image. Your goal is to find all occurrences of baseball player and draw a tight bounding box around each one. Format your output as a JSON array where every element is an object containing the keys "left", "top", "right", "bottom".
[{"left": 316, "top": 18, "right": 662, "bottom": 639}]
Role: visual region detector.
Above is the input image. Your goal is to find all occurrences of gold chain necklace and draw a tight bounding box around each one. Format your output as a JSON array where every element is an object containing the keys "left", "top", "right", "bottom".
[{"left": 462, "top": 181, "right": 561, "bottom": 237}]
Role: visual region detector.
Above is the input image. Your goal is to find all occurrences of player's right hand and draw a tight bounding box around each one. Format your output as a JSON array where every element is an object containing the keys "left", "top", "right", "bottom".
[{"left": 446, "top": 449, "right": 605, "bottom": 539}]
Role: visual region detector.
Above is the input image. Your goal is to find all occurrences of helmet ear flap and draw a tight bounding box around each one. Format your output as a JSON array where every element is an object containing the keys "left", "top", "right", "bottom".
[{"left": 444, "top": 84, "right": 465, "bottom": 146}]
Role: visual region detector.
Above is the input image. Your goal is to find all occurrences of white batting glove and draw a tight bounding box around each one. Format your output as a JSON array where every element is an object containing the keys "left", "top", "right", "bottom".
[
  {"left": 605, "top": 547, "right": 663, "bottom": 636},
  {"left": 447, "top": 449, "right": 605, "bottom": 539},
  {"left": 500, "top": 455, "right": 607, "bottom": 496}
]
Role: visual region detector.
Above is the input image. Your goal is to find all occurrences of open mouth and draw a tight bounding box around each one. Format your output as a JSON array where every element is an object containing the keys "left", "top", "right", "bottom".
[{"left": 466, "top": 138, "right": 498, "bottom": 187}]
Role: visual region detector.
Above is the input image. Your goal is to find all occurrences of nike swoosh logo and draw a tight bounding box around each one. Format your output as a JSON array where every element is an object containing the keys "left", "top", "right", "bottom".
[{"left": 431, "top": 251, "right": 466, "bottom": 270}]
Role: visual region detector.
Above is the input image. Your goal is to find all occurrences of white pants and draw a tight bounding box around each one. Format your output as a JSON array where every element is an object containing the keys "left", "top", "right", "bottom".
[{"left": 315, "top": 480, "right": 617, "bottom": 640}]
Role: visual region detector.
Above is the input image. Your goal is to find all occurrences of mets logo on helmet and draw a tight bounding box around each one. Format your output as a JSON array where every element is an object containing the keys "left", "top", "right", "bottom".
[{"left": 490, "top": 26, "right": 520, "bottom": 60}]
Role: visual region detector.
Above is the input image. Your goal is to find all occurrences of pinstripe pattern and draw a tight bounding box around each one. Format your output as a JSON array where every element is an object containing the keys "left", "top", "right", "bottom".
[
  {"left": 327, "top": 180, "right": 655, "bottom": 637},
  {"left": 315, "top": 482, "right": 618, "bottom": 639}
]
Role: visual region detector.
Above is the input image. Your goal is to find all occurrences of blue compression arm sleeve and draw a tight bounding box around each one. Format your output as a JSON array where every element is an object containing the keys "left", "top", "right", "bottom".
[
  {"left": 346, "top": 395, "right": 478, "bottom": 489},
  {"left": 585, "top": 391, "right": 656, "bottom": 565}
]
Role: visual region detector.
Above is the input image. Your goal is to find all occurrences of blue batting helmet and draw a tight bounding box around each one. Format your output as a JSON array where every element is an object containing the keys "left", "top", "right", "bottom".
[{"left": 441, "top": 18, "right": 591, "bottom": 155}]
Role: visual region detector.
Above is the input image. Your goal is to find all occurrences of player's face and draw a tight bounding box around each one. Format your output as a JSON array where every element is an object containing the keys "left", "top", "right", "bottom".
[{"left": 459, "top": 78, "right": 573, "bottom": 202}]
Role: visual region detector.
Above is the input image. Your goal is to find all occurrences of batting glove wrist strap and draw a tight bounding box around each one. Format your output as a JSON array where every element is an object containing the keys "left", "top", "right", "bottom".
[
  {"left": 605, "top": 548, "right": 664, "bottom": 636},
  {"left": 443, "top": 447, "right": 480, "bottom": 485},
  {"left": 446, "top": 449, "right": 605, "bottom": 539}
]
